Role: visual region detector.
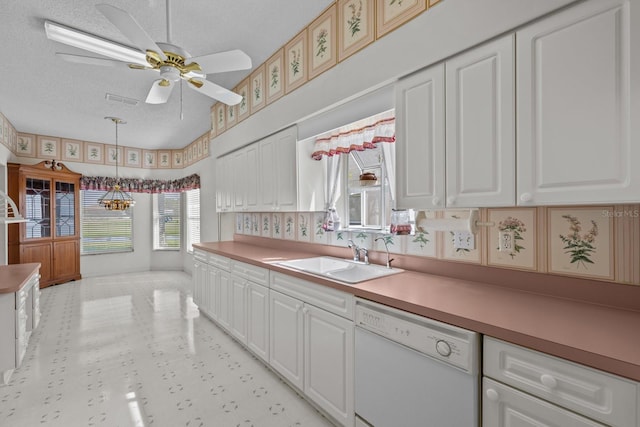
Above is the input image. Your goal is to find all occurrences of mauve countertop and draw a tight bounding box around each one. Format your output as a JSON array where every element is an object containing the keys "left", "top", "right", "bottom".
[
  {"left": 194, "top": 240, "right": 640, "bottom": 383},
  {"left": 0, "top": 263, "right": 40, "bottom": 294}
]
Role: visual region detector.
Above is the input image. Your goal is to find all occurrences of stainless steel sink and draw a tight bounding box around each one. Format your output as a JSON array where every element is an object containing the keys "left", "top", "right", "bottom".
[{"left": 274, "top": 256, "right": 403, "bottom": 284}]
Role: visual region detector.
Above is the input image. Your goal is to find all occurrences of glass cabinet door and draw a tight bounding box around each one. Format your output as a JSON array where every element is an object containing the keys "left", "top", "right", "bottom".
[
  {"left": 55, "top": 181, "right": 76, "bottom": 237},
  {"left": 25, "top": 178, "right": 51, "bottom": 239}
]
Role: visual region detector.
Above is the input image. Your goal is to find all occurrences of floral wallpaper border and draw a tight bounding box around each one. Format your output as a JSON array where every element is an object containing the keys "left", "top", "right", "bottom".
[
  {"left": 211, "top": 0, "right": 445, "bottom": 136},
  {"left": 80, "top": 174, "right": 200, "bottom": 194}
]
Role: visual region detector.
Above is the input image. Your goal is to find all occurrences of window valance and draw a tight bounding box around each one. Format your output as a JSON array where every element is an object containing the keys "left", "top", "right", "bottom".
[
  {"left": 80, "top": 174, "right": 200, "bottom": 194},
  {"left": 311, "top": 110, "right": 395, "bottom": 160}
]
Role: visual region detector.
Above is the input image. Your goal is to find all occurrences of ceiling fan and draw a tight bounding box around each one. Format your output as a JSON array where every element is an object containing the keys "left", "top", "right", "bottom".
[{"left": 44, "top": 1, "right": 251, "bottom": 105}]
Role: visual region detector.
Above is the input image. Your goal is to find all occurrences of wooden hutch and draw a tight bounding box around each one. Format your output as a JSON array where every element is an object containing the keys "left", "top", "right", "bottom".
[{"left": 8, "top": 161, "right": 81, "bottom": 288}]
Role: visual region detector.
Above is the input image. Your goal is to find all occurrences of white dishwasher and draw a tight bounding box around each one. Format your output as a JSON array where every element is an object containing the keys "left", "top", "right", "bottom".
[{"left": 354, "top": 298, "right": 480, "bottom": 427}]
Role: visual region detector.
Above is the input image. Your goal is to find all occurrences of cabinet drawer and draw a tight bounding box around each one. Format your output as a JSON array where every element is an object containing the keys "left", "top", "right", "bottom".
[
  {"left": 209, "top": 253, "right": 231, "bottom": 271},
  {"left": 484, "top": 337, "right": 638, "bottom": 427},
  {"left": 483, "top": 377, "right": 605, "bottom": 426},
  {"left": 270, "top": 272, "right": 354, "bottom": 320},
  {"left": 232, "top": 260, "right": 268, "bottom": 287},
  {"left": 193, "top": 249, "right": 208, "bottom": 263}
]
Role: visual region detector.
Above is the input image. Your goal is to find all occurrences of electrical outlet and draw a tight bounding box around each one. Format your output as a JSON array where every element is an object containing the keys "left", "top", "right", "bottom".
[
  {"left": 453, "top": 231, "right": 475, "bottom": 250},
  {"left": 498, "top": 231, "right": 514, "bottom": 251}
]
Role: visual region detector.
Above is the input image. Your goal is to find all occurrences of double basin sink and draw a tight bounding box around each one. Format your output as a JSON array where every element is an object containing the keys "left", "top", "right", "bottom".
[{"left": 274, "top": 256, "right": 403, "bottom": 284}]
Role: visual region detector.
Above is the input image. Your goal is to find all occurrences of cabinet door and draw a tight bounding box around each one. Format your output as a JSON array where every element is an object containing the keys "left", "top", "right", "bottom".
[
  {"left": 258, "top": 135, "right": 277, "bottom": 211},
  {"left": 246, "top": 282, "right": 269, "bottom": 362},
  {"left": 54, "top": 180, "right": 77, "bottom": 238},
  {"left": 207, "top": 267, "right": 220, "bottom": 321},
  {"left": 245, "top": 144, "right": 259, "bottom": 211},
  {"left": 274, "top": 128, "right": 298, "bottom": 210},
  {"left": 21, "top": 243, "right": 52, "bottom": 285},
  {"left": 269, "top": 290, "right": 304, "bottom": 390},
  {"left": 232, "top": 149, "right": 246, "bottom": 211},
  {"left": 53, "top": 240, "right": 79, "bottom": 281},
  {"left": 304, "top": 304, "right": 354, "bottom": 427},
  {"left": 218, "top": 270, "right": 231, "bottom": 331},
  {"left": 517, "top": 0, "right": 637, "bottom": 205},
  {"left": 446, "top": 34, "right": 515, "bottom": 207},
  {"left": 215, "top": 157, "right": 228, "bottom": 212},
  {"left": 483, "top": 378, "right": 606, "bottom": 427},
  {"left": 395, "top": 64, "right": 445, "bottom": 209},
  {"left": 192, "top": 259, "right": 204, "bottom": 307},
  {"left": 229, "top": 275, "right": 247, "bottom": 343}
]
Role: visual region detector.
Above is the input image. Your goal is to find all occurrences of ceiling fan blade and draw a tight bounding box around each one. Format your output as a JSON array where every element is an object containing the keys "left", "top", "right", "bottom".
[
  {"left": 96, "top": 4, "right": 167, "bottom": 61},
  {"left": 44, "top": 20, "right": 148, "bottom": 66},
  {"left": 187, "top": 79, "right": 242, "bottom": 106},
  {"left": 55, "top": 52, "right": 131, "bottom": 68},
  {"left": 146, "top": 79, "right": 174, "bottom": 104},
  {"left": 190, "top": 49, "right": 252, "bottom": 74}
]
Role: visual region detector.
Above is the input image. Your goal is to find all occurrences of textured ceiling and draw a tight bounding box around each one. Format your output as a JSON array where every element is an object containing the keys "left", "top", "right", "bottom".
[{"left": 0, "top": 0, "right": 333, "bottom": 150}]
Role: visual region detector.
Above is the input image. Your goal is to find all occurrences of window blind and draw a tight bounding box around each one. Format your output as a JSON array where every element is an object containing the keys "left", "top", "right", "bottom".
[
  {"left": 81, "top": 190, "right": 133, "bottom": 255},
  {"left": 185, "top": 189, "right": 200, "bottom": 253},
  {"left": 153, "top": 192, "right": 181, "bottom": 250}
]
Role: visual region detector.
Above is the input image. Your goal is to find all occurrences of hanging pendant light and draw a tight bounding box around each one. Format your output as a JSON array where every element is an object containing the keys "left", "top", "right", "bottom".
[{"left": 98, "top": 117, "right": 135, "bottom": 210}]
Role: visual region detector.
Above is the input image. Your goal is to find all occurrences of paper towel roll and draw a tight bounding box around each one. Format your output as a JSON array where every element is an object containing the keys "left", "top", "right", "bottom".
[{"left": 415, "top": 209, "right": 479, "bottom": 233}]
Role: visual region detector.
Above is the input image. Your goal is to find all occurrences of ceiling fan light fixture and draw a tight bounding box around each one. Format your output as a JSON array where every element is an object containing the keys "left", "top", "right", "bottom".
[{"left": 45, "top": 21, "right": 148, "bottom": 66}]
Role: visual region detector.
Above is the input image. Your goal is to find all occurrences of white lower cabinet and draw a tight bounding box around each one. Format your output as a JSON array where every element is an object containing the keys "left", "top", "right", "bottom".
[
  {"left": 483, "top": 337, "right": 639, "bottom": 427},
  {"left": 269, "top": 289, "right": 304, "bottom": 390},
  {"left": 483, "top": 377, "right": 605, "bottom": 426},
  {"left": 246, "top": 281, "right": 269, "bottom": 363},
  {"left": 229, "top": 275, "right": 248, "bottom": 343},
  {"left": 304, "top": 303, "right": 354, "bottom": 427},
  {"left": 270, "top": 272, "right": 355, "bottom": 427}
]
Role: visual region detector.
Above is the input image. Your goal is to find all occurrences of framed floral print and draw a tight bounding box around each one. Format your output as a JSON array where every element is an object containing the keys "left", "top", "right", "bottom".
[
  {"left": 210, "top": 105, "right": 217, "bottom": 136},
  {"left": 172, "top": 150, "right": 183, "bottom": 168},
  {"left": 338, "top": 0, "right": 375, "bottom": 62},
  {"left": 10, "top": 127, "right": 16, "bottom": 151},
  {"left": 547, "top": 207, "right": 614, "bottom": 280},
  {"left": 250, "top": 64, "right": 266, "bottom": 114},
  {"left": 197, "top": 137, "right": 203, "bottom": 158},
  {"left": 266, "top": 48, "right": 285, "bottom": 105},
  {"left": 125, "top": 147, "right": 141, "bottom": 167},
  {"left": 487, "top": 208, "right": 538, "bottom": 271},
  {"left": 203, "top": 134, "right": 210, "bottom": 156},
  {"left": 158, "top": 150, "right": 171, "bottom": 168},
  {"left": 376, "top": 0, "right": 426, "bottom": 39},
  {"left": 183, "top": 148, "right": 189, "bottom": 166},
  {"left": 285, "top": 29, "right": 308, "bottom": 94},
  {"left": 84, "top": 142, "right": 104, "bottom": 164},
  {"left": 16, "top": 133, "right": 36, "bottom": 157},
  {"left": 143, "top": 150, "right": 157, "bottom": 168},
  {"left": 37, "top": 135, "right": 60, "bottom": 159},
  {"left": 62, "top": 138, "right": 83, "bottom": 162},
  {"left": 236, "top": 78, "right": 250, "bottom": 122},
  {"left": 429, "top": 0, "right": 441, "bottom": 6},
  {"left": 215, "top": 103, "right": 226, "bottom": 134},
  {"left": 308, "top": 4, "right": 337, "bottom": 80},
  {"left": 226, "top": 103, "right": 237, "bottom": 129},
  {"left": 105, "top": 145, "right": 123, "bottom": 166}
]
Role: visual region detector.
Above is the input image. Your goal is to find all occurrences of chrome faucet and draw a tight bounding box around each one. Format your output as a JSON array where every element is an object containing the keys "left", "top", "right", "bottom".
[
  {"left": 347, "top": 239, "right": 369, "bottom": 264},
  {"left": 375, "top": 236, "right": 394, "bottom": 269}
]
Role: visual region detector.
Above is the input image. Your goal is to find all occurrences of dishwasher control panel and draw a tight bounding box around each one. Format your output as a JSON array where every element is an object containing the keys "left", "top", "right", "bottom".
[{"left": 355, "top": 299, "right": 479, "bottom": 374}]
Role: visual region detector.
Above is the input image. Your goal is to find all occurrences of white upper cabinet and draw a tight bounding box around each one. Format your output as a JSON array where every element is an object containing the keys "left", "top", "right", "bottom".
[
  {"left": 215, "top": 154, "right": 233, "bottom": 212},
  {"left": 395, "top": 63, "right": 445, "bottom": 209},
  {"left": 445, "top": 34, "right": 515, "bottom": 207},
  {"left": 517, "top": 0, "right": 638, "bottom": 205},
  {"left": 396, "top": 34, "right": 515, "bottom": 210}
]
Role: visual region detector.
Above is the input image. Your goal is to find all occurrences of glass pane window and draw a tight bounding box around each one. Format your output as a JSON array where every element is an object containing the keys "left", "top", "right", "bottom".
[
  {"left": 153, "top": 193, "right": 181, "bottom": 250},
  {"left": 81, "top": 190, "right": 133, "bottom": 255},
  {"left": 56, "top": 181, "right": 75, "bottom": 237},
  {"left": 185, "top": 189, "right": 200, "bottom": 253},
  {"left": 25, "top": 178, "right": 51, "bottom": 239}
]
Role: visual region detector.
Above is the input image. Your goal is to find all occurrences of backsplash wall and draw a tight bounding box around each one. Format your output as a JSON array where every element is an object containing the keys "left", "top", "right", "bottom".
[{"left": 234, "top": 205, "right": 640, "bottom": 286}]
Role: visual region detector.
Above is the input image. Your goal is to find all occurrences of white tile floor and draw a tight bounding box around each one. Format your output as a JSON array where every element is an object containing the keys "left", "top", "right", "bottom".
[{"left": 0, "top": 271, "right": 335, "bottom": 427}]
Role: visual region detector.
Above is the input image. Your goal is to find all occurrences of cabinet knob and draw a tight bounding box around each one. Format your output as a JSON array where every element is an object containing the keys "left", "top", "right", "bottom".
[
  {"left": 540, "top": 374, "right": 558, "bottom": 389},
  {"left": 447, "top": 196, "right": 456, "bottom": 206},
  {"left": 432, "top": 196, "right": 441, "bottom": 206},
  {"left": 485, "top": 388, "right": 499, "bottom": 402},
  {"left": 520, "top": 192, "right": 533, "bottom": 202}
]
